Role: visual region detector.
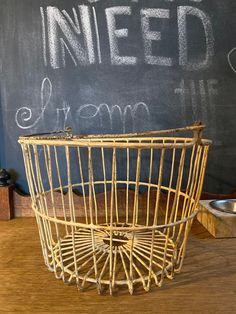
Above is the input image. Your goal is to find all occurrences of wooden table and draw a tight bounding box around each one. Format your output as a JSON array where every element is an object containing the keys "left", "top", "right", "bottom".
[{"left": 0, "top": 218, "right": 236, "bottom": 313}]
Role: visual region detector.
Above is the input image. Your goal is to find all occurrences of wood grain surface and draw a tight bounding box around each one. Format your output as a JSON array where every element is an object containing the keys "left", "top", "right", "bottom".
[{"left": 0, "top": 218, "right": 236, "bottom": 313}]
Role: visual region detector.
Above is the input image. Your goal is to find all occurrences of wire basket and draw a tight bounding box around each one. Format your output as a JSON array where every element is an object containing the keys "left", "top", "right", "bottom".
[{"left": 19, "top": 123, "right": 211, "bottom": 295}]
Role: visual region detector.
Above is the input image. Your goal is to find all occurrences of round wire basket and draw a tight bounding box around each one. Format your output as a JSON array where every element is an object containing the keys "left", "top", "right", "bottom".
[{"left": 19, "top": 123, "right": 211, "bottom": 295}]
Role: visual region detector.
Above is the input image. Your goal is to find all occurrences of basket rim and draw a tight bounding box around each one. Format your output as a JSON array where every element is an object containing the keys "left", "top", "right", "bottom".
[
  {"left": 18, "top": 122, "right": 212, "bottom": 148},
  {"left": 18, "top": 137, "right": 211, "bottom": 148}
]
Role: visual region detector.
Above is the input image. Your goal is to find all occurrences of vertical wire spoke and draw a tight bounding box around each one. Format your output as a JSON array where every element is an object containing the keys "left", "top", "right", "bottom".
[
  {"left": 126, "top": 143, "right": 130, "bottom": 224},
  {"left": 88, "top": 147, "right": 98, "bottom": 224},
  {"left": 191, "top": 146, "right": 209, "bottom": 212},
  {"left": 112, "top": 246, "right": 118, "bottom": 289},
  {"left": 171, "top": 148, "right": 186, "bottom": 238},
  {"left": 109, "top": 148, "right": 116, "bottom": 295},
  {"left": 160, "top": 231, "right": 171, "bottom": 284},
  {"left": 24, "top": 144, "right": 50, "bottom": 267},
  {"left": 147, "top": 229, "right": 156, "bottom": 289},
  {"left": 77, "top": 147, "right": 88, "bottom": 224},
  {"left": 133, "top": 148, "right": 141, "bottom": 225},
  {"left": 88, "top": 147, "right": 98, "bottom": 285},
  {"left": 165, "top": 140, "right": 176, "bottom": 226},
  {"left": 121, "top": 246, "right": 147, "bottom": 292},
  {"left": 180, "top": 145, "right": 196, "bottom": 219},
  {"left": 54, "top": 146, "right": 68, "bottom": 234},
  {"left": 153, "top": 149, "right": 165, "bottom": 226},
  {"left": 185, "top": 146, "right": 202, "bottom": 218},
  {"left": 114, "top": 144, "right": 119, "bottom": 223},
  {"left": 175, "top": 144, "right": 197, "bottom": 245},
  {"left": 45, "top": 145, "right": 65, "bottom": 279},
  {"left": 128, "top": 231, "right": 135, "bottom": 294},
  {"left": 65, "top": 145, "right": 79, "bottom": 282},
  {"left": 88, "top": 147, "right": 94, "bottom": 225},
  {"left": 146, "top": 140, "right": 154, "bottom": 226},
  {"left": 81, "top": 251, "right": 107, "bottom": 288},
  {"left": 118, "top": 247, "right": 132, "bottom": 292},
  {"left": 100, "top": 145, "right": 108, "bottom": 224}
]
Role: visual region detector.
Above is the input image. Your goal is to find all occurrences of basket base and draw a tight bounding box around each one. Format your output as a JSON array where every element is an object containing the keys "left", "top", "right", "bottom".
[{"left": 51, "top": 226, "right": 176, "bottom": 293}]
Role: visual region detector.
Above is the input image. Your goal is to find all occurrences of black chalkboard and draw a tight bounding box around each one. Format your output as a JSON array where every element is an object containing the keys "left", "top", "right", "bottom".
[{"left": 1, "top": 0, "right": 236, "bottom": 193}]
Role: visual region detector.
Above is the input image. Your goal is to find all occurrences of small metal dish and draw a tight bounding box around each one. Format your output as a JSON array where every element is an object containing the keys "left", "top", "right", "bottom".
[{"left": 210, "top": 199, "right": 236, "bottom": 214}]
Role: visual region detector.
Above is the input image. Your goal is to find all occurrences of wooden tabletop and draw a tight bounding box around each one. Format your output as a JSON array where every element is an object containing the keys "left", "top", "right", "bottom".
[{"left": 0, "top": 218, "right": 236, "bottom": 314}]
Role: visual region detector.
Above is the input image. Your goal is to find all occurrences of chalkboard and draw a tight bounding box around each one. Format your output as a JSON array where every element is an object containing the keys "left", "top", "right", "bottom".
[{"left": 0, "top": 0, "right": 236, "bottom": 193}]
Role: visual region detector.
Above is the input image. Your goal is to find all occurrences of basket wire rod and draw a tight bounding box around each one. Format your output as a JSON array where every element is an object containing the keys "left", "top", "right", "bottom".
[
  {"left": 60, "top": 240, "right": 93, "bottom": 259},
  {"left": 112, "top": 246, "right": 118, "bottom": 289},
  {"left": 38, "top": 145, "right": 56, "bottom": 271},
  {"left": 153, "top": 149, "right": 165, "bottom": 226},
  {"left": 65, "top": 146, "right": 80, "bottom": 286},
  {"left": 78, "top": 251, "right": 104, "bottom": 273},
  {"left": 146, "top": 139, "right": 154, "bottom": 226},
  {"left": 131, "top": 241, "right": 172, "bottom": 267},
  {"left": 91, "top": 155, "right": 99, "bottom": 226},
  {"left": 170, "top": 147, "right": 186, "bottom": 238},
  {"left": 88, "top": 147, "right": 99, "bottom": 288},
  {"left": 100, "top": 144, "right": 108, "bottom": 224},
  {"left": 31, "top": 145, "right": 53, "bottom": 268},
  {"left": 32, "top": 145, "right": 49, "bottom": 225},
  {"left": 34, "top": 145, "right": 55, "bottom": 261},
  {"left": 176, "top": 145, "right": 196, "bottom": 246},
  {"left": 32, "top": 145, "right": 47, "bottom": 217},
  {"left": 180, "top": 147, "right": 209, "bottom": 248},
  {"left": 118, "top": 246, "right": 132, "bottom": 292},
  {"left": 33, "top": 147, "right": 54, "bottom": 269},
  {"left": 126, "top": 141, "right": 130, "bottom": 224},
  {"left": 189, "top": 146, "right": 203, "bottom": 213},
  {"left": 133, "top": 148, "right": 141, "bottom": 226},
  {"left": 44, "top": 145, "right": 66, "bottom": 279},
  {"left": 65, "top": 146, "right": 76, "bottom": 223},
  {"left": 164, "top": 139, "right": 176, "bottom": 227},
  {"left": 81, "top": 250, "right": 108, "bottom": 289},
  {"left": 109, "top": 147, "right": 116, "bottom": 294},
  {"left": 167, "top": 147, "right": 186, "bottom": 240},
  {"left": 22, "top": 145, "right": 50, "bottom": 267},
  {"left": 174, "top": 144, "right": 197, "bottom": 246},
  {"left": 160, "top": 227, "right": 172, "bottom": 284},
  {"left": 54, "top": 146, "right": 69, "bottom": 235},
  {"left": 128, "top": 230, "right": 135, "bottom": 294},
  {"left": 77, "top": 147, "right": 88, "bottom": 224},
  {"left": 179, "top": 144, "right": 196, "bottom": 220},
  {"left": 97, "top": 253, "right": 110, "bottom": 291},
  {"left": 190, "top": 146, "right": 209, "bottom": 214},
  {"left": 183, "top": 145, "right": 202, "bottom": 220},
  {"left": 122, "top": 245, "right": 146, "bottom": 293},
  {"left": 134, "top": 235, "right": 174, "bottom": 251},
  {"left": 175, "top": 219, "right": 192, "bottom": 273},
  {"left": 175, "top": 147, "right": 205, "bottom": 270},
  {"left": 72, "top": 122, "right": 205, "bottom": 139},
  {"left": 64, "top": 245, "right": 99, "bottom": 267},
  {"left": 114, "top": 142, "right": 119, "bottom": 224},
  {"left": 88, "top": 147, "right": 94, "bottom": 225},
  {"left": 147, "top": 229, "right": 156, "bottom": 289},
  {"left": 125, "top": 242, "right": 157, "bottom": 287}
]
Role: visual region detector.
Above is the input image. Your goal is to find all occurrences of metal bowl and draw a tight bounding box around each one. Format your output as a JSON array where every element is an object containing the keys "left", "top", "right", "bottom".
[{"left": 210, "top": 199, "right": 236, "bottom": 214}]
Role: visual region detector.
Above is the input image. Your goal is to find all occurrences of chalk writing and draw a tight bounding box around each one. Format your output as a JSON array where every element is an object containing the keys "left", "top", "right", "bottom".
[
  {"left": 106, "top": 6, "right": 137, "bottom": 66},
  {"left": 15, "top": 77, "right": 52, "bottom": 129},
  {"left": 41, "top": 5, "right": 215, "bottom": 70},
  {"left": 228, "top": 47, "right": 236, "bottom": 74},
  {"left": 15, "top": 77, "right": 150, "bottom": 133},
  {"left": 141, "top": 8, "right": 172, "bottom": 66},
  {"left": 178, "top": 6, "right": 214, "bottom": 71},
  {"left": 175, "top": 79, "right": 218, "bottom": 124}
]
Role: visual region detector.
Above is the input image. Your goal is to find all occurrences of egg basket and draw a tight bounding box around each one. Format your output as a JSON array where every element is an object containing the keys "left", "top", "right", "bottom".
[{"left": 19, "top": 123, "right": 211, "bottom": 294}]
